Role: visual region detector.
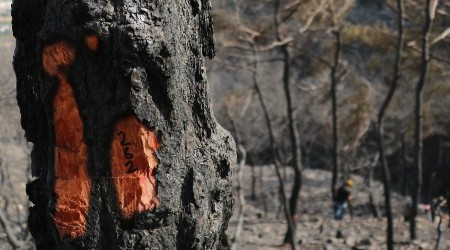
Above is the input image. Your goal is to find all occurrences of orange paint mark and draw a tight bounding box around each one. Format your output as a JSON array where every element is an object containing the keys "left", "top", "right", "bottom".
[
  {"left": 42, "top": 41, "right": 75, "bottom": 80},
  {"left": 84, "top": 35, "right": 99, "bottom": 52},
  {"left": 42, "top": 42, "right": 91, "bottom": 239},
  {"left": 111, "top": 116, "right": 160, "bottom": 218}
]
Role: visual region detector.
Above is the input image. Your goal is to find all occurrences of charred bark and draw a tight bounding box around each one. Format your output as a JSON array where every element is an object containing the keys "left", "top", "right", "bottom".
[
  {"left": 376, "top": 0, "right": 404, "bottom": 248},
  {"left": 411, "top": 0, "right": 435, "bottom": 240},
  {"left": 328, "top": 0, "right": 341, "bottom": 199},
  {"left": 251, "top": 42, "right": 296, "bottom": 250},
  {"left": 274, "top": 1, "right": 302, "bottom": 245},
  {"left": 401, "top": 134, "right": 408, "bottom": 196},
  {"left": 12, "top": 0, "right": 235, "bottom": 249},
  {"left": 330, "top": 29, "right": 341, "bottom": 199}
]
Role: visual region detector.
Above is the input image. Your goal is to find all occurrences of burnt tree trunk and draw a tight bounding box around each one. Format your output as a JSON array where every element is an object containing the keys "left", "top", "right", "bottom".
[
  {"left": 251, "top": 41, "right": 296, "bottom": 249},
  {"left": 376, "top": 0, "right": 404, "bottom": 248},
  {"left": 411, "top": 0, "right": 434, "bottom": 240},
  {"left": 401, "top": 134, "right": 408, "bottom": 196},
  {"left": 274, "top": 1, "right": 302, "bottom": 245},
  {"left": 12, "top": 0, "right": 235, "bottom": 249},
  {"left": 329, "top": 0, "right": 342, "bottom": 199}
]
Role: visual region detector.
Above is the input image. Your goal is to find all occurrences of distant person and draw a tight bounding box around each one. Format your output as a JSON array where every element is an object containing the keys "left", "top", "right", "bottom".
[
  {"left": 334, "top": 179, "right": 353, "bottom": 220},
  {"left": 432, "top": 196, "right": 448, "bottom": 222}
]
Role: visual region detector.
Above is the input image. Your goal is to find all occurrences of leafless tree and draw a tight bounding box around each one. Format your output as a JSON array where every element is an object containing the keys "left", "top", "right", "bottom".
[
  {"left": 328, "top": 0, "right": 343, "bottom": 199},
  {"left": 250, "top": 39, "right": 297, "bottom": 249},
  {"left": 376, "top": 0, "right": 405, "bottom": 248},
  {"left": 224, "top": 91, "right": 251, "bottom": 250},
  {"left": 411, "top": 0, "right": 438, "bottom": 240},
  {"left": 273, "top": 0, "right": 302, "bottom": 245}
]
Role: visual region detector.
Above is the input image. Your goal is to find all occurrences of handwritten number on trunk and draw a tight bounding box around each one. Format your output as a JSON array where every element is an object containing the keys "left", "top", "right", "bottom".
[{"left": 117, "top": 131, "right": 137, "bottom": 173}]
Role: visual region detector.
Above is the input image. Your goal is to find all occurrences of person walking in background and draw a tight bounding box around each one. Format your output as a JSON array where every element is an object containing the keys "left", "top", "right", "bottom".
[
  {"left": 334, "top": 179, "right": 354, "bottom": 220},
  {"left": 433, "top": 196, "right": 448, "bottom": 222}
]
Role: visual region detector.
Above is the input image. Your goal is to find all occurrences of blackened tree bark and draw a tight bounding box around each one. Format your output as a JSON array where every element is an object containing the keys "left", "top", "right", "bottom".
[
  {"left": 411, "top": 0, "right": 436, "bottom": 240},
  {"left": 401, "top": 134, "right": 408, "bottom": 196},
  {"left": 250, "top": 41, "right": 296, "bottom": 249},
  {"left": 12, "top": 0, "right": 236, "bottom": 249},
  {"left": 251, "top": 165, "right": 256, "bottom": 201},
  {"left": 274, "top": 0, "right": 302, "bottom": 245},
  {"left": 376, "top": 0, "right": 404, "bottom": 248},
  {"left": 328, "top": 0, "right": 342, "bottom": 199}
]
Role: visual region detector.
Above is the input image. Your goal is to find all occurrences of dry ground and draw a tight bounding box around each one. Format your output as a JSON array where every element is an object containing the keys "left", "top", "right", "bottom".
[{"left": 227, "top": 166, "right": 450, "bottom": 250}]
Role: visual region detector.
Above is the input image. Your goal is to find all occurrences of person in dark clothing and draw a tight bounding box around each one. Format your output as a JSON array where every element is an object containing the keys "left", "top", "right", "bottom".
[{"left": 334, "top": 179, "right": 353, "bottom": 220}]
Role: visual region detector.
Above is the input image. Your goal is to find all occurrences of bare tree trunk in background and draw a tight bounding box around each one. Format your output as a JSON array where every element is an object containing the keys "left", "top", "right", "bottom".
[
  {"left": 448, "top": 185, "right": 450, "bottom": 228},
  {"left": 227, "top": 113, "right": 247, "bottom": 250},
  {"left": 446, "top": 189, "right": 450, "bottom": 228},
  {"left": 259, "top": 167, "right": 269, "bottom": 218},
  {"left": 12, "top": 0, "right": 236, "bottom": 248},
  {"left": 329, "top": 0, "right": 342, "bottom": 200},
  {"left": 251, "top": 42, "right": 296, "bottom": 249},
  {"left": 231, "top": 142, "right": 246, "bottom": 250},
  {"left": 251, "top": 165, "right": 256, "bottom": 200},
  {"left": 367, "top": 153, "right": 380, "bottom": 218},
  {"left": 411, "top": 0, "right": 436, "bottom": 240},
  {"left": 274, "top": 0, "right": 303, "bottom": 245},
  {"left": 435, "top": 214, "right": 443, "bottom": 250},
  {"left": 401, "top": 134, "right": 408, "bottom": 196},
  {"left": 429, "top": 136, "right": 443, "bottom": 222},
  {"left": 376, "top": 1, "right": 404, "bottom": 249}
]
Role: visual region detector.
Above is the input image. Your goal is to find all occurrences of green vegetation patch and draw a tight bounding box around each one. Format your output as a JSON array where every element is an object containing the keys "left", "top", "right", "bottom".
[{"left": 343, "top": 24, "right": 396, "bottom": 51}]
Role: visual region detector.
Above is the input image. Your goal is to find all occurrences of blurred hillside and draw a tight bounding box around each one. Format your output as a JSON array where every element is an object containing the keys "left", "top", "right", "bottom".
[
  {"left": 208, "top": 0, "right": 450, "bottom": 197},
  {"left": 207, "top": 0, "right": 450, "bottom": 248}
]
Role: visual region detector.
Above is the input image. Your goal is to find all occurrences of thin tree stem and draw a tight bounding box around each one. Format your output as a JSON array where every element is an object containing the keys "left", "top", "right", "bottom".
[
  {"left": 251, "top": 41, "right": 297, "bottom": 249},
  {"left": 376, "top": 0, "right": 404, "bottom": 249},
  {"left": 412, "top": 0, "right": 435, "bottom": 240}
]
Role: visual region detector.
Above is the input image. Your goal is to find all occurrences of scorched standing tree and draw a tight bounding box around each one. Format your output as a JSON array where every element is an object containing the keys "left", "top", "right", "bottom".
[{"left": 12, "top": 0, "right": 235, "bottom": 249}]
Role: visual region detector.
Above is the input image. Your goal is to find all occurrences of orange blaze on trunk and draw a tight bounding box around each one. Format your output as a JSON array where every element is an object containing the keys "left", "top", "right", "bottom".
[
  {"left": 84, "top": 35, "right": 99, "bottom": 52},
  {"left": 111, "top": 116, "right": 160, "bottom": 218},
  {"left": 42, "top": 41, "right": 91, "bottom": 239}
]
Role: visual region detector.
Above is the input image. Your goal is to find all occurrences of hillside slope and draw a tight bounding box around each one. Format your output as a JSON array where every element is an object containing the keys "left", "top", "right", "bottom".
[{"left": 227, "top": 167, "right": 450, "bottom": 249}]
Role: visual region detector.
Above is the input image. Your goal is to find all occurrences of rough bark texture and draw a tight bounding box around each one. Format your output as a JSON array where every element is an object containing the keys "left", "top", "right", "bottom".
[{"left": 12, "top": 0, "right": 236, "bottom": 249}]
